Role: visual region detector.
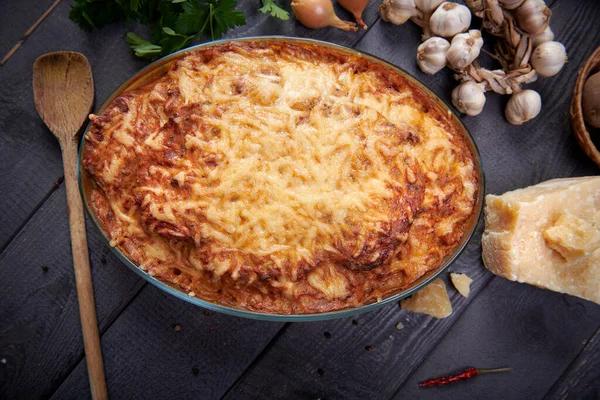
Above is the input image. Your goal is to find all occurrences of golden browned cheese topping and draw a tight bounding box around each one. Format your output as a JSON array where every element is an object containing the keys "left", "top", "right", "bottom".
[{"left": 82, "top": 41, "right": 479, "bottom": 314}]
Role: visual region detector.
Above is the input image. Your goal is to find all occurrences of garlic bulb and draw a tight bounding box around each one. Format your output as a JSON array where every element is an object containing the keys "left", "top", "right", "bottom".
[
  {"left": 446, "top": 30, "right": 483, "bottom": 70},
  {"left": 414, "top": 0, "right": 444, "bottom": 13},
  {"left": 515, "top": 0, "right": 551, "bottom": 35},
  {"left": 452, "top": 81, "right": 486, "bottom": 116},
  {"left": 429, "top": 2, "right": 471, "bottom": 38},
  {"left": 505, "top": 90, "right": 542, "bottom": 125},
  {"left": 417, "top": 37, "right": 450, "bottom": 74},
  {"left": 531, "top": 26, "right": 554, "bottom": 48},
  {"left": 499, "top": 0, "right": 524, "bottom": 9},
  {"left": 379, "top": 0, "right": 418, "bottom": 25},
  {"left": 531, "top": 41, "right": 567, "bottom": 77}
]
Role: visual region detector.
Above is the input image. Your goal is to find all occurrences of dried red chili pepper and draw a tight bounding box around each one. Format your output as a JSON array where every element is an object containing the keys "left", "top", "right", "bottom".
[{"left": 419, "top": 367, "right": 511, "bottom": 387}]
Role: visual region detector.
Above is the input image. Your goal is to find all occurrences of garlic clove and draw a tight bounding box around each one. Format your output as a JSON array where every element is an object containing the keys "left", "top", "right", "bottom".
[
  {"left": 446, "top": 30, "right": 483, "bottom": 70},
  {"left": 515, "top": 0, "right": 551, "bottom": 35},
  {"left": 499, "top": 0, "right": 524, "bottom": 10},
  {"left": 417, "top": 36, "right": 450, "bottom": 75},
  {"left": 505, "top": 90, "right": 542, "bottom": 125},
  {"left": 379, "top": 0, "right": 418, "bottom": 25},
  {"left": 531, "top": 26, "right": 554, "bottom": 48},
  {"left": 429, "top": 2, "right": 471, "bottom": 38},
  {"left": 452, "top": 81, "right": 486, "bottom": 116},
  {"left": 414, "top": 0, "right": 444, "bottom": 13},
  {"left": 531, "top": 41, "right": 567, "bottom": 77}
]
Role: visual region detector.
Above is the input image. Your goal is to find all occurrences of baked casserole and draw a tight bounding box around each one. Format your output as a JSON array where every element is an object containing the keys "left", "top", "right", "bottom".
[{"left": 82, "top": 40, "right": 479, "bottom": 314}]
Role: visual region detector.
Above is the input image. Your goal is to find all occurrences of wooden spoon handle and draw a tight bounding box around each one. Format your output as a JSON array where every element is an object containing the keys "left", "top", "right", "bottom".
[{"left": 61, "top": 137, "right": 108, "bottom": 400}]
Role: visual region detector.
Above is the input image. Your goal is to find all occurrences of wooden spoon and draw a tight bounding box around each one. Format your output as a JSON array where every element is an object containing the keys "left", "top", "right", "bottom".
[{"left": 33, "top": 52, "right": 108, "bottom": 400}]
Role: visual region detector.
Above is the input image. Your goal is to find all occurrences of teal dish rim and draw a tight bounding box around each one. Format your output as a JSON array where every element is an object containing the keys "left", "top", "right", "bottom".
[{"left": 78, "top": 36, "right": 485, "bottom": 322}]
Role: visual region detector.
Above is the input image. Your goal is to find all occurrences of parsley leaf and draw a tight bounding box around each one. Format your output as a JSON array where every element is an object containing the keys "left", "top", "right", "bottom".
[
  {"left": 126, "top": 32, "right": 162, "bottom": 59},
  {"left": 259, "top": 0, "right": 289, "bottom": 20},
  {"left": 160, "top": 26, "right": 194, "bottom": 55},
  {"left": 175, "top": 1, "right": 210, "bottom": 36},
  {"left": 70, "top": 0, "right": 126, "bottom": 30},
  {"left": 211, "top": 0, "right": 246, "bottom": 39},
  {"left": 70, "top": 0, "right": 248, "bottom": 59}
]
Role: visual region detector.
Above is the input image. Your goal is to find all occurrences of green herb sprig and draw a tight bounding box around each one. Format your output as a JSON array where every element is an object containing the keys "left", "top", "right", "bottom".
[
  {"left": 69, "top": 0, "right": 248, "bottom": 59},
  {"left": 259, "top": 0, "right": 289, "bottom": 20}
]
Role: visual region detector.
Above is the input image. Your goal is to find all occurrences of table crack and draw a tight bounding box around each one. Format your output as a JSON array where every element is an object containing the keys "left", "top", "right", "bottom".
[{"left": 0, "top": 0, "right": 62, "bottom": 67}]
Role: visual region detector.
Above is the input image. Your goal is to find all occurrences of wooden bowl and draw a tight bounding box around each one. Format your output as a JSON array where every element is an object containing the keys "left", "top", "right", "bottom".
[{"left": 571, "top": 46, "right": 600, "bottom": 167}]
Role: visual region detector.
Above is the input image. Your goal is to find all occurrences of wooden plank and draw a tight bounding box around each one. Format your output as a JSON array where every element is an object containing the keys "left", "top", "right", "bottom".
[
  {"left": 50, "top": 286, "right": 285, "bottom": 400},
  {"left": 1, "top": 0, "right": 63, "bottom": 67},
  {"left": 392, "top": 279, "right": 600, "bottom": 400},
  {"left": 544, "top": 327, "right": 600, "bottom": 399},
  {"left": 0, "top": 188, "right": 145, "bottom": 399},
  {"left": 222, "top": 0, "right": 600, "bottom": 397},
  {"left": 0, "top": 0, "right": 58, "bottom": 61}
]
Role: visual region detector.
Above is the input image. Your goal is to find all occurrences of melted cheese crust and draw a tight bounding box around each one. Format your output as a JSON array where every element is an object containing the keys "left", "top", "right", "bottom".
[{"left": 83, "top": 42, "right": 479, "bottom": 314}]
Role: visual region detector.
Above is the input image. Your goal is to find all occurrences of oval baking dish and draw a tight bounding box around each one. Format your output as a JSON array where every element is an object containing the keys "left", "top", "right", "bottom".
[{"left": 78, "top": 36, "right": 485, "bottom": 321}]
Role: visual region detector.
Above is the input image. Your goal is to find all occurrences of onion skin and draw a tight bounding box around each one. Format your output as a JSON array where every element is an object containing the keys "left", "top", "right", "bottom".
[
  {"left": 338, "top": 0, "right": 371, "bottom": 29},
  {"left": 292, "top": 0, "right": 358, "bottom": 31},
  {"left": 583, "top": 72, "right": 600, "bottom": 129}
]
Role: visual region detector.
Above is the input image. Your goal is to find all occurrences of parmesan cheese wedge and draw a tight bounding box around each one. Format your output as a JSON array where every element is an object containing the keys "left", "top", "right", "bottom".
[
  {"left": 482, "top": 176, "right": 600, "bottom": 305},
  {"left": 400, "top": 279, "right": 452, "bottom": 318}
]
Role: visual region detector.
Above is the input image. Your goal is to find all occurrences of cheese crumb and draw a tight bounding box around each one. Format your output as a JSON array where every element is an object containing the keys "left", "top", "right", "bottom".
[
  {"left": 450, "top": 272, "right": 472, "bottom": 297},
  {"left": 400, "top": 279, "right": 452, "bottom": 318},
  {"left": 395, "top": 322, "right": 404, "bottom": 329}
]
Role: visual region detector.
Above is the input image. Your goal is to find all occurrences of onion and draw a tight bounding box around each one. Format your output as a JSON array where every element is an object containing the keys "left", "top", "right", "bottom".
[
  {"left": 338, "top": 0, "right": 371, "bottom": 29},
  {"left": 583, "top": 72, "right": 600, "bottom": 128},
  {"left": 292, "top": 0, "right": 358, "bottom": 31}
]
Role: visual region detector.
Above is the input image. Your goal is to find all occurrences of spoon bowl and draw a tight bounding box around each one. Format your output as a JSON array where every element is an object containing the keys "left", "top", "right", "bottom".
[{"left": 33, "top": 52, "right": 93, "bottom": 142}]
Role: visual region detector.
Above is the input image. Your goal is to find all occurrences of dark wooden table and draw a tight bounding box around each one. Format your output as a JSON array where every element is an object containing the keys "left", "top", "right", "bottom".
[{"left": 1, "top": 0, "right": 600, "bottom": 399}]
